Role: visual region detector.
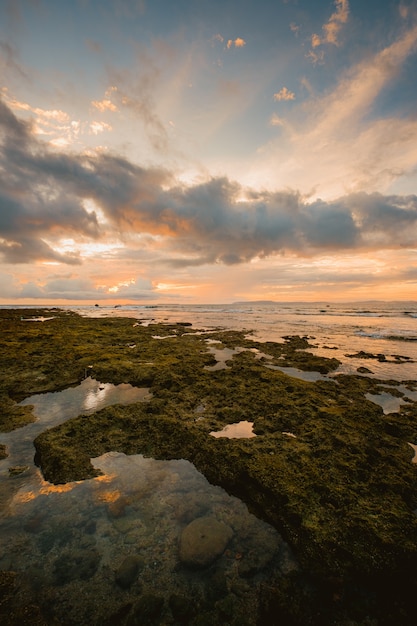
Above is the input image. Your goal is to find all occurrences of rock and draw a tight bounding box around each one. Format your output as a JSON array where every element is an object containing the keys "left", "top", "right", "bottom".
[
  {"left": 179, "top": 516, "right": 233, "bottom": 568},
  {"left": 115, "top": 555, "right": 143, "bottom": 589},
  {"left": 112, "top": 517, "right": 137, "bottom": 534},
  {"left": 129, "top": 594, "right": 164, "bottom": 625},
  {"left": 8, "top": 465, "right": 29, "bottom": 476},
  {"left": 169, "top": 594, "right": 196, "bottom": 623}
]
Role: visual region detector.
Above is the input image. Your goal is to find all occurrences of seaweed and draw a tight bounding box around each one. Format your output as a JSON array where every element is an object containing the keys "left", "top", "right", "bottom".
[{"left": 2, "top": 307, "right": 417, "bottom": 624}]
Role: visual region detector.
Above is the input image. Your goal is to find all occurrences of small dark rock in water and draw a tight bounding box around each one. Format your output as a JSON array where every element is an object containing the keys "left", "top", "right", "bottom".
[
  {"left": 104, "top": 603, "right": 133, "bottom": 625},
  {"left": 8, "top": 465, "right": 29, "bottom": 476},
  {"left": 129, "top": 594, "right": 164, "bottom": 625},
  {"left": 357, "top": 366, "right": 373, "bottom": 374},
  {"left": 9, "top": 465, "right": 29, "bottom": 476},
  {"left": 115, "top": 555, "right": 143, "bottom": 589},
  {"left": 179, "top": 516, "right": 233, "bottom": 568},
  {"left": 206, "top": 568, "right": 229, "bottom": 602},
  {"left": 0, "top": 444, "right": 7, "bottom": 460},
  {"left": 169, "top": 593, "right": 197, "bottom": 623}
]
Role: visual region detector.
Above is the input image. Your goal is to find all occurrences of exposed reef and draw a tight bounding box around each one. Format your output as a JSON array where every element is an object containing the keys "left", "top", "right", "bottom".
[{"left": 2, "top": 308, "right": 417, "bottom": 624}]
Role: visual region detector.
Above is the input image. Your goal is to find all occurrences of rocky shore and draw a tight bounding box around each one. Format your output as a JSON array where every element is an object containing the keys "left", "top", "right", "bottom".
[{"left": 1, "top": 308, "right": 417, "bottom": 624}]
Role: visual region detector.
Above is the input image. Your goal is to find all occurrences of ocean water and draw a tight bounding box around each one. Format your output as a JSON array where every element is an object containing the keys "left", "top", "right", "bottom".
[
  {"left": 74, "top": 300, "right": 417, "bottom": 380},
  {"left": 1, "top": 302, "right": 416, "bottom": 623}
]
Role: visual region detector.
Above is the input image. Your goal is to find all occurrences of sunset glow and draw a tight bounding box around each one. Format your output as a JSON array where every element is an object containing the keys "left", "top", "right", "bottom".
[{"left": 1, "top": 0, "right": 417, "bottom": 304}]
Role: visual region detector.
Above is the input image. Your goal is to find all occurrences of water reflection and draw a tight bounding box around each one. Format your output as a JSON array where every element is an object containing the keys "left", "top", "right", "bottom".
[
  {"left": 264, "top": 363, "right": 326, "bottom": 382},
  {"left": 204, "top": 345, "right": 245, "bottom": 370},
  {"left": 365, "top": 392, "right": 406, "bottom": 414},
  {"left": 210, "top": 421, "right": 256, "bottom": 439},
  {"left": 0, "top": 378, "right": 298, "bottom": 625},
  {"left": 0, "top": 378, "right": 151, "bottom": 471}
]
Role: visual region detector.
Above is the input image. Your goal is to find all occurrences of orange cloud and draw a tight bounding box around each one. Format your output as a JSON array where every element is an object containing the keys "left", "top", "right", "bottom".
[
  {"left": 6, "top": 95, "right": 70, "bottom": 124},
  {"left": 311, "top": 0, "right": 350, "bottom": 49},
  {"left": 273, "top": 87, "right": 295, "bottom": 101},
  {"left": 270, "top": 113, "right": 285, "bottom": 126},
  {"left": 91, "top": 99, "right": 118, "bottom": 112},
  {"left": 227, "top": 37, "right": 246, "bottom": 49},
  {"left": 89, "top": 121, "right": 112, "bottom": 135}
]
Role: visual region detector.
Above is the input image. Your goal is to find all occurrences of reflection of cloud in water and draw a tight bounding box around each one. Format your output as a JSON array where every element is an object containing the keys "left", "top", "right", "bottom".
[
  {"left": 83, "top": 383, "right": 110, "bottom": 412},
  {"left": 205, "top": 346, "right": 245, "bottom": 371},
  {"left": 210, "top": 420, "right": 256, "bottom": 438},
  {"left": 2, "top": 375, "right": 150, "bottom": 517},
  {"left": 365, "top": 392, "right": 406, "bottom": 415},
  {"left": 83, "top": 380, "right": 151, "bottom": 413},
  {"left": 18, "top": 378, "right": 151, "bottom": 426},
  {"left": 0, "top": 376, "right": 298, "bottom": 625},
  {"left": 1, "top": 450, "right": 298, "bottom": 624}
]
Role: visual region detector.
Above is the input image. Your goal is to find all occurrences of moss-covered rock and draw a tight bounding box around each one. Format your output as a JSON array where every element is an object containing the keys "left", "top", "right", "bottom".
[{"left": 2, "top": 307, "right": 417, "bottom": 624}]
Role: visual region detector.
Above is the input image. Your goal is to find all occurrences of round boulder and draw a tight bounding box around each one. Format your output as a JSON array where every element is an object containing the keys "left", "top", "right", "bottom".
[{"left": 179, "top": 516, "right": 233, "bottom": 568}]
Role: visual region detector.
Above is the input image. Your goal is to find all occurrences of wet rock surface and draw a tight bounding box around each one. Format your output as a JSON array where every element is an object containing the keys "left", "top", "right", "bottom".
[
  {"left": 179, "top": 516, "right": 233, "bottom": 567},
  {"left": 1, "top": 308, "right": 417, "bottom": 624},
  {"left": 115, "top": 555, "right": 143, "bottom": 589}
]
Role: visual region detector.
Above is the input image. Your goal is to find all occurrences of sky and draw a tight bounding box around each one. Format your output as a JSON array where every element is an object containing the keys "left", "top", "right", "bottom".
[{"left": 1, "top": 0, "right": 417, "bottom": 304}]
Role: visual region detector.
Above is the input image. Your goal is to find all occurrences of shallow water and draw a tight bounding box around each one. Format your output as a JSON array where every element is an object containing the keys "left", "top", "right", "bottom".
[
  {"left": 210, "top": 421, "right": 257, "bottom": 438},
  {"left": 365, "top": 392, "right": 407, "bottom": 414},
  {"left": 72, "top": 301, "right": 417, "bottom": 380},
  {"left": 0, "top": 378, "right": 297, "bottom": 624},
  {"left": 1, "top": 378, "right": 151, "bottom": 471}
]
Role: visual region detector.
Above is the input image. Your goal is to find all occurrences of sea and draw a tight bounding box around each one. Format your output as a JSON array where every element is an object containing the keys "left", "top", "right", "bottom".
[
  {"left": 1, "top": 301, "right": 416, "bottom": 623},
  {"left": 74, "top": 299, "right": 417, "bottom": 380}
]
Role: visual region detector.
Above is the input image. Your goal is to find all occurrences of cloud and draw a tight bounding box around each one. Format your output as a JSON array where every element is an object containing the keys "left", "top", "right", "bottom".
[
  {"left": 227, "top": 37, "right": 246, "bottom": 49},
  {"left": 1, "top": 96, "right": 417, "bottom": 275},
  {"left": 9, "top": 98, "right": 70, "bottom": 124},
  {"left": 91, "top": 98, "right": 118, "bottom": 113},
  {"left": 309, "top": 0, "right": 350, "bottom": 59},
  {"left": 258, "top": 22, "right": 417, "bottom": 198},
  {"left": 0, "top": 272, "right": 159, "bottom": 302},
  {"left": 273, "top": 87, "right": 295, "bottom": 101},
  {"left": 0, "top": 98, "right": 100, "bottom": 265},
  {"left": 89, "top": 121, "right": 112, "bottom": 135},
  {"left": 212, "top": 34, "right": 224, "bottom": 44},
  {"left": 4, "top": 93, "right": 86, "bottom": 149},
  {"left": 0, "top": 40, "right": 28, "bottom": 81},
  {"left": 270, "top": 114, "right": 285, "bottom": 126},
  {"left": 399, "top": 3, "right": 409, "bottom": 19},
  {"left": 91, "top": 87, "right": 119, "bottom": 114},
  {"left": 106, "top": 54, "right": 171, "bottom": 152}
]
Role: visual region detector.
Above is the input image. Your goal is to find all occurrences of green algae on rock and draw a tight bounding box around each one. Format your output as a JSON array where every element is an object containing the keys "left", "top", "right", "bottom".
[{"left": 2, "top": 307, "right": 417, "bottom": 624}]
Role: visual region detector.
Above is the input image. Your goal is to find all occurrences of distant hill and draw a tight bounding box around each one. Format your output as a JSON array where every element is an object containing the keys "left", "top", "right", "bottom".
[{"left": 231, "top": 300, "right": 278, "bottom": 306}]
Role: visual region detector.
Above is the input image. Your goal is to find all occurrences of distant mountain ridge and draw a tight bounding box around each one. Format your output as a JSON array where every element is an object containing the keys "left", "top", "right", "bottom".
[{"left": 231, "top": 300, "right": 278, "bottom": 306}]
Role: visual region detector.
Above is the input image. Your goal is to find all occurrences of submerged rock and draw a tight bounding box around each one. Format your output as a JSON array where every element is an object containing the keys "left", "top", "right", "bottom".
[
  {"left": 115, "top": 555, "right": 143, "bottom": 589},
  {"left": 8, "top": 465, "right": 29, "bottom": 476},
  {"left": 179, "top": 516, "right": 233, "bottom": 568},
  {"left": 129, "top": 594, "right": 164, "bottom": 625}
]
